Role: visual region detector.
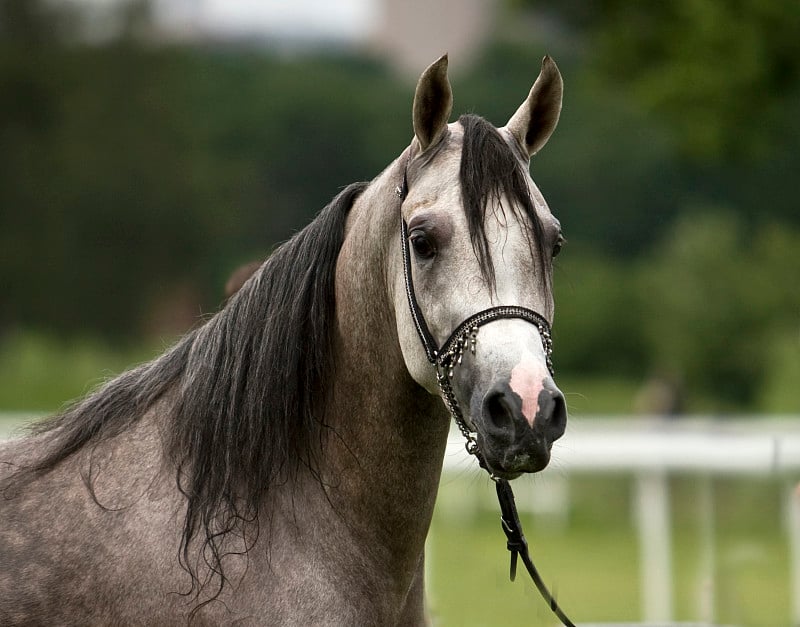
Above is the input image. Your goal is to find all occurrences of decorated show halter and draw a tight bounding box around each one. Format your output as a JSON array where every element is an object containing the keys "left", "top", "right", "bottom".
[{"left": 396, "top": 171, "right": 576, "bottom": 627}]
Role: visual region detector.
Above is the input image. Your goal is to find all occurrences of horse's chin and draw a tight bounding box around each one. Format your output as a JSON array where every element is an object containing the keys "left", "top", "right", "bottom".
[
  {"left": 489, "top": 468, "right": 524, "bottom": 481},
  {"left": 475, "top": 434, "right": 552, "bottom": 479}
]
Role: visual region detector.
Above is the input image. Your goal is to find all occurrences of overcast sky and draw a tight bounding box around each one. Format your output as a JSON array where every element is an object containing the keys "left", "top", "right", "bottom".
[{"left": 155, "top": 0, "right": 378, "bottom": 41}]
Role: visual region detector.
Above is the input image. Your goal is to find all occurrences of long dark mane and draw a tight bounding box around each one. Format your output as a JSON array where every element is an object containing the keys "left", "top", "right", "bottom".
[
  {"left": 15, "top": 181, "right": 368, "bottom": 602},
  {"left": 458, "top": 114, "right": 549, "bottom": 290}
]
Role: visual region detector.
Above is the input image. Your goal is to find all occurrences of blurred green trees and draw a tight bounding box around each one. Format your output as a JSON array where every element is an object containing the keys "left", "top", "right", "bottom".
[
  {"left": 514, "top": 0, "right": 800, "bottom": 160},
  {"left": 1, "top": 0, "right": 798, "bottom": 411}
]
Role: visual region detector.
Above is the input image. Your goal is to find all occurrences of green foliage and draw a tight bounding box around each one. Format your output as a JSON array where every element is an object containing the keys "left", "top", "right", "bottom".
[
  {"left": 551, "top": 213, "right": 800, "bottom": 411},
  {"left": 638, "top": 212, "right": 800, "bottom": 409},
  {"left": 0, "top": 38, "right": 408, "bottom": 336},
  {"left": 0, "top": 330, "right": 159, "bottom": 412},
  {"left": 595, "top": 1, "right": 800, "bottom": 161},
  {"left": 554, "top": 252, "right": 647, "bottom": 376},
  {"left": 640, "top": 211, "right": 761, "bottom": 404},
  {"left": 514, "top": 0, "right": 800, "bottom": 161},
  {"left": 758, "top": 332, "right": 800, "bottom": 413}
]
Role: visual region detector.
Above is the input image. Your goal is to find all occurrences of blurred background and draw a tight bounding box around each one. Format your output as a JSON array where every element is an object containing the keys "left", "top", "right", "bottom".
[{"left": 1, "top": 0, "right": 798, "bottom": 624}]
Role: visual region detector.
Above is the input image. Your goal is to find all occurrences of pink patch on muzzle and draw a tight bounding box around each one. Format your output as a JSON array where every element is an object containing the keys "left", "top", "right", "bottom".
[{"left": 509, "top": 360, "right": 548, "bottom": 427}]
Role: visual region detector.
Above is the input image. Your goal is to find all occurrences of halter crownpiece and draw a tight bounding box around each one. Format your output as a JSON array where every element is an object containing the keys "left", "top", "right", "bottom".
[{"left": 397, "top": 169, "right": 576, "bottom": 627}]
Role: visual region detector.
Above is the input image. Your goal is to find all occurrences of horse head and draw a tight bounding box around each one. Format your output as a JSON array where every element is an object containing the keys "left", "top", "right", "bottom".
[{"left": 394, "top": 55, "right": 566, "bottom": 479}]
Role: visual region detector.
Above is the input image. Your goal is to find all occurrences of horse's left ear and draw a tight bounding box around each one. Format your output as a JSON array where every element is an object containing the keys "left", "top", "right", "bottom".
[{"left": 505, "top": 55, "right": 563, "bottom": 158}]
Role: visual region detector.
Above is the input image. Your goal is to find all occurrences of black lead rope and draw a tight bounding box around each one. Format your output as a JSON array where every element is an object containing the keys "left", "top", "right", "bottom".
[
  {"left": 495, "top": 478, "right": 577, "bottom": 627},
  {"left": 397, "top": 170, "right": 576, "bottom": 627}
]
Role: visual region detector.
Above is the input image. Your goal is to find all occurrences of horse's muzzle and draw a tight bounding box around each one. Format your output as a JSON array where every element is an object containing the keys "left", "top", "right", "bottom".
[{"left": 475, "top": 378, "right": 566, "bottom": 478}]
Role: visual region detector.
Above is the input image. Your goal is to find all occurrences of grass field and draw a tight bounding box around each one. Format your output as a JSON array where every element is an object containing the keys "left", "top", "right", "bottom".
[
  {"left": 0, "top": 332, "right": 164, "bottom": 413},
  {"left": 428, "top": 474, "right": 792, "bottom": 626}
]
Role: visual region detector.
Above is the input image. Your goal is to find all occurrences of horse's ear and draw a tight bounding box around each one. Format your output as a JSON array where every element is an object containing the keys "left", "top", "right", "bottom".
[
  {"left": 505, "top": 55, "right": 563, "bottom": 158},
  {"left": 413, "top": 54, "right": 453, "bottom": 153}
]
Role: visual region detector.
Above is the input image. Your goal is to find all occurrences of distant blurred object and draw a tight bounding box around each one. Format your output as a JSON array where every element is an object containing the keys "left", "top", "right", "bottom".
[
  {"left": 633, "top": 371, "right": 685, "bottom": 417},
  {"left": 224, "top": 260, "right": 263, "bottom": 300},
  {"left": 142, "top": 281, "right": 202, "bottom": 338}
]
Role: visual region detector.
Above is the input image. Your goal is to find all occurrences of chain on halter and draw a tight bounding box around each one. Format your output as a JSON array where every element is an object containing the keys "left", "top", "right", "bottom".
[{"left": 396, "top": 171, "right": 576, "bottom": 627}]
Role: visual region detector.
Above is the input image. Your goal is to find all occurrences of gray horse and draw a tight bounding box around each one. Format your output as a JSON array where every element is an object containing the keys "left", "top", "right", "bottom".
[{"left": 1, "top": 54, "right": 566, "bottom": 625}]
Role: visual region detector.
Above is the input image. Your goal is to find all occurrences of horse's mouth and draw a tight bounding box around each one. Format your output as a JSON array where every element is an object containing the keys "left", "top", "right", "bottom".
[
  {"left": 476, "top": 433, "right": 553, "bottom": 479},
  {"left": 470, "top": 376, "right": 566, "bottom": 479}
]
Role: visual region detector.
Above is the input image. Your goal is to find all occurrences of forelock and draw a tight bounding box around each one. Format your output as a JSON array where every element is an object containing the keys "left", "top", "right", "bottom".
[{"left": 457, "top": 114, "right": 548, "bottom": 292}]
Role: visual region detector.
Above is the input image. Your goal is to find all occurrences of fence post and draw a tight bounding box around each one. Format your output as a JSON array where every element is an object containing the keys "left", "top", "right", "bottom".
[
  {"left": 696, "top": 475, "right": 716, "bottom": 623},
  {"left": 635, "top": 470, "right": 673, "bottom": 623},
  {"left": 787, "top": 481, "right": 800, "bottom": 627}
]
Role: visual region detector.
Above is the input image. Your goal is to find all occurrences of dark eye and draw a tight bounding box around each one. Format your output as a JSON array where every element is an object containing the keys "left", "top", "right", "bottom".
[
  {"left": 410, "top": 231, "right": 437, "bottom": 260},
  {"left": 553, "top": 234, "right": 566, "bottom": 258}
]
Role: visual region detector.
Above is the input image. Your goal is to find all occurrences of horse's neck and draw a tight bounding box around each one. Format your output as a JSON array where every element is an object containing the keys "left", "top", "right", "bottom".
[{"left": 315, "top": 172, "right": 450, "bottom": 582}]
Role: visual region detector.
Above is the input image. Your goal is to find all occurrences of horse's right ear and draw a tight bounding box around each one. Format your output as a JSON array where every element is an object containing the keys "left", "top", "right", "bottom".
[{"left": 413, "top": 54, "right": 453, "bottom": 153}]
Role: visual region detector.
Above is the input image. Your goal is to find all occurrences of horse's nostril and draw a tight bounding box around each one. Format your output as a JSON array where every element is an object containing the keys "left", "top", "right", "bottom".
[
  {"left": 483, "top": 389, "right": 516, "bottom": 433},
  {"left": 482, "top": 384, "right": 567, "bottom": 442},
  {"left": 548, "top": 390, "right": 567, "bottom": 441}
]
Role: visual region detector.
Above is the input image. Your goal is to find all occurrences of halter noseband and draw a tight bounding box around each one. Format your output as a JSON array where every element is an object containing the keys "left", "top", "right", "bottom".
[{"left": 396, "top": 170, "right": 576, "bottom": 627}]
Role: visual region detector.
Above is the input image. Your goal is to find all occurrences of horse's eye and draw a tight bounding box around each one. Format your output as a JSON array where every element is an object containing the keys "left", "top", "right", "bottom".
[
  {"left": 410, "top": 232, "right": 436, "bottom": 260},
  {"left": 553, "top": 234, "right": 566, "bottom": 258}
]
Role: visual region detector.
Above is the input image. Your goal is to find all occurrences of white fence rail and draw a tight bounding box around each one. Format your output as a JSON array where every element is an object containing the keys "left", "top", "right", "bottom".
[{"left": 0, "top": 413, "right": 38, "bottom": 440}]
